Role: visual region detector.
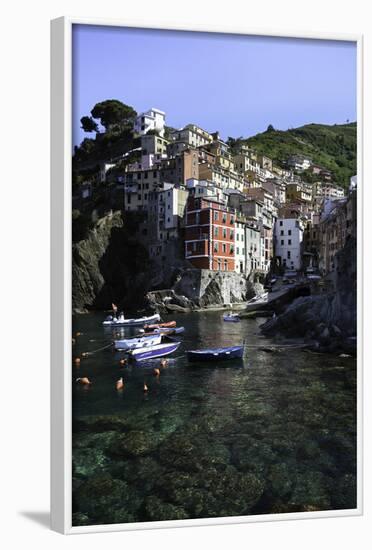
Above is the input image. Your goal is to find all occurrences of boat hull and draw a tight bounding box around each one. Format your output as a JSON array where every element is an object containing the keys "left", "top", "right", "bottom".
[
  {"left": 187, "top": 345, "right": 244, "bottom": 362},
  {"left": 103, "top": 313, "right": 160, "bottom": 327},
  {"left": 154, "top": 326, "right": 185, "bottom": 335},
  {"left": 130, "top": 342, "right": 181, "bottom": 362},
  {"left": 114, "top": 334, "right": 162, "bottom": 351},
  {"left": 145, "top": 321, "right": 176, "bottom": 331}
]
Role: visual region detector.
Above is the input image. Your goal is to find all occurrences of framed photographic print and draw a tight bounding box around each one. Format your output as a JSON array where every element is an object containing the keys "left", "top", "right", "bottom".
[{"left": 51, "top": 17, "right": 363, "bottom": 534}]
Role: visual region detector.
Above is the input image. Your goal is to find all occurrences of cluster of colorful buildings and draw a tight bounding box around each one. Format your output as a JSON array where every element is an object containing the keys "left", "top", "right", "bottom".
[{"left": 94, "top": 107, "right": 356, "bottom": 279}]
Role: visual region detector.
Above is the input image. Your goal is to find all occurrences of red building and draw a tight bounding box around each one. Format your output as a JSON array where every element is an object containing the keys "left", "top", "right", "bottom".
[{"left": 185, "top": 196, "right": 236, "bottom": 271}]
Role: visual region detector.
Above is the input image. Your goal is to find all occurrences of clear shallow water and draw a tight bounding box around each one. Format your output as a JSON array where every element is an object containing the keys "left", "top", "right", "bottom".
[{"left": 72, "top": 311, "right": 356, "bottom": 526}]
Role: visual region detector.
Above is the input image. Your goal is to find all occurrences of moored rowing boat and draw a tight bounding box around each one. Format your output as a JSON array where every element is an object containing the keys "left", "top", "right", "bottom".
[
  {"left": 113, "top": 333, "right": 162, "bottom": 351},
  {"left": 129, "top": 341, "right": 181, "bottom": 362},
  {"left": 187, "top": 345, "right": 244, "bottom": 362},
  {"left": 102, "top": 313, "right": 160, "bottom": 327}
]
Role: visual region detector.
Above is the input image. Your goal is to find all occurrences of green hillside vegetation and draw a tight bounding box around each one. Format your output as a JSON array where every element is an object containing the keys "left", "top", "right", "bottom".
[{"left": 240, "top": 122, "right": 357, "bottom": 188}]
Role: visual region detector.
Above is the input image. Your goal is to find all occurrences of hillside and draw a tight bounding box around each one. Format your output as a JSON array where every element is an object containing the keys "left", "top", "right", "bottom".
[{"left": 242, "top": 122, "right": 357, "bottom": 187}]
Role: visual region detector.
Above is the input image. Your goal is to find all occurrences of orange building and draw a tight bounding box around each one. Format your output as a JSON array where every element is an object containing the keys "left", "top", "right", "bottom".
[{"left": 185, "top": 196, "right": 236, "bottom": 271}]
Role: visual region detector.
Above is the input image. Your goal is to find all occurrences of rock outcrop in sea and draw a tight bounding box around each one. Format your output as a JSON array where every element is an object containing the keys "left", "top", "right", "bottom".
[{"left": 260, "top": 237, "right": 357, "bottom": 353}]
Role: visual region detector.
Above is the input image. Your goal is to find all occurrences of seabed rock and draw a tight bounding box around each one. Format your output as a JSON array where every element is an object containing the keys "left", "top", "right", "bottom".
[
  {"left": 108, "top": 430, "right": 161, "bottom": 458},
  {"left": 74, "top": 473, "right": 142, "bottom": 523},
  {"left": 157, "top": 467, "right": 264, "bottom": 518},
  {"left": 144, "top": 496, "right": 189, "bottom": 521}
]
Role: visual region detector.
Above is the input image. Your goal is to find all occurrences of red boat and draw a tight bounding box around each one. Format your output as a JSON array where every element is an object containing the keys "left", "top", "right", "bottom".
[{"left": 144, "top": 320, "right": 176, "bottom": 331}]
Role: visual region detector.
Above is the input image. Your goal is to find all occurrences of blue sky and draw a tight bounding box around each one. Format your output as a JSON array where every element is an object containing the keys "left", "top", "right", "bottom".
[{"left": 72, "top": 25, "right": 357, "bottom": 147}]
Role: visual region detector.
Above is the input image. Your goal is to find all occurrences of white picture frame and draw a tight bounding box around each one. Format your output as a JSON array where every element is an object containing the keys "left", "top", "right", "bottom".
[{"left": 51, "top": 16, "right": 363, "bottom": 534}]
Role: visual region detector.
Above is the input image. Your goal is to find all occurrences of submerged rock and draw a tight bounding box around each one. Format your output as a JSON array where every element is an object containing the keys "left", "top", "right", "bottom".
[
  {"left": 72, "top": 512, "right": 91, "bottom": 526},
  {"left": 74, "top": 473, "right": 142, "bottom": 523},
  {"left": 158, "top": 433, "right": 230, "bottom": 472},
  {"left": 288, "top": 470, "right": 332, "bottom": 510},
  {"left": 73, "top": 414, "right": 129, "bottom": 434},
  {"left": 144, "top": 496, "right": 189, "bottom": 521},
  {"left": 108, "top": 430, "right": 160, "bottom": 458},
  {"left": 158, "top": 467, "right": 264, "bottom": 518}
]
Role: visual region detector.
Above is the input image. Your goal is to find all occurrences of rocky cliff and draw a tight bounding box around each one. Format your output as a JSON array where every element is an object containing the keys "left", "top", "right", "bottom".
[
  {"left": 261, "top": 237, "right": 357, "bottom": 353},
  {"left": 72, "top": 211, "right": 152, "bottom": 313},
  {"left": 72, "top": 212, "right": 265, "bottom": 314},
  {"left": 146, "top": 269, "right": 262, "bottom": 313}
]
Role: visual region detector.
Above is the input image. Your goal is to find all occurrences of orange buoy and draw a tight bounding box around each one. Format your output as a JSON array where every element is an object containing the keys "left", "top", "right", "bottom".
[
  {"left": 160, "top": 358, "right": 169, "bottom": 368},
  {"left": 143, "top": 383, "right": 149, "bottom": 392},
  {"left": 74, "top": 357, "right": 81, "bottom": 365},
  {"left": 76, "top": 332, "right": 82, "bottom": 337},
  {"left": 153, "top": 368, "right": 160, "bottom": 377},
  {"left": 116, "top": 377, "right": 124, "bottom": 391},
  {"left": 76, "top": 377, "right": 91, "bottom": 386}
]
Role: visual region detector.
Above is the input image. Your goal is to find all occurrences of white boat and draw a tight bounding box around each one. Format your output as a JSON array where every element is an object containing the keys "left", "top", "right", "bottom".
[
  {"left": 103, "top": 313, "right": 160, "bottom": 327},
  {"left": 114, "top": 333, "right": 162, "bottom": 351}
]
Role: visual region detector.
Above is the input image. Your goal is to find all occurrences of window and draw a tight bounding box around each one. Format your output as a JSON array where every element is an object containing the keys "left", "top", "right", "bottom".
[
  {"left": 137, "top": 195, "right": 141, "bottom": 201},
  {"left": 214, "top": 243, "right": 219, "bottom": 253},
  {"left": 237, "top": 247, "right": 240, "bottom": 255},
  {"left": 288, "top": 239, "right": 292, "bottom": 245},
  {"left": 230, "top": 245, "right": 234, "bottom": 254},
  {"left": 223, "top": 228, "right": 227, "bottom": 238},
  {"left": 222, "top": 243, "right": 226, "bottom": 253},
  {"left": 224, "top": 260, "right": 228, "bottom": 271},
  {"left": 214, "top": 211, "right": 218, "bottom": 221},
  {"left": 222, "top": 214, "right": 227, "bottom": 224},
  {"left": 287, "top": 251, "right": 291, "bottom": 259},
  {"left": 230, "top": 230, "right": 234, "bottom": 240},
  {"left": 288, "top": 229, "right": 292, "bottom": 236},
  {"left": 281, "top": 240, "right": 284, "bottom": 245},
  {"left": 279, "top": 220, "right": 283, "bottom": 226},
  {"left": 280, "top": 230, "right": 284, "bottom": 236}
]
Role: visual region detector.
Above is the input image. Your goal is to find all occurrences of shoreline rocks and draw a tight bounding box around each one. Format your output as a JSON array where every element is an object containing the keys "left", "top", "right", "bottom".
[{"left": 260, "top": 238, "right": 357, "bottom": 355}]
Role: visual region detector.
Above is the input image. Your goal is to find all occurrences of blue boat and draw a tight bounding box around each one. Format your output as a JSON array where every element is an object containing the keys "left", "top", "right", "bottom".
[
  {"left": 187, "top": 345, "right": 244, "bottom": 362},
  {"left": 223, "top": 313, "right": 240, "bottom": 322},
  {"left": 129, "top": 341, "right": 181, "bottom": 362}
]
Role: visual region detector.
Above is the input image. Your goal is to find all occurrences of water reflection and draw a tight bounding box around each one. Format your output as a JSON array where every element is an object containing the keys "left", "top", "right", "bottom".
[{"left": 72, "top": 311, "right": 356, "bottom": 526}]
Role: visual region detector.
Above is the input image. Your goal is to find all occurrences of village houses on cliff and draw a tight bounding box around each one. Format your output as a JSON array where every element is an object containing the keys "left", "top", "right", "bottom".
[{"left": 82, "top": 107, "right": 355, "bottom": 283}]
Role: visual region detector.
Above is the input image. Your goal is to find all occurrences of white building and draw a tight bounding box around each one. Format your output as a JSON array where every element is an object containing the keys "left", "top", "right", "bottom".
[
  {"left": 235, "top": 220, "right": 246, "bottom": 273},
  {"left": 246, "top": 225, "right": 262, "bottom": 272},
  {"left": 312, "top": 181, "right": 345, "bottom": 200},
  {"left": 148, "top": 185, "right": 188, "bottom": 258},
  {"left": 186, "top": 178, "right": 226, "bottom": 203},
  {"left": 287, "top": 155, "right": 312, "bottom": 171},
  {"left": 170, "top": 124, "right": 213, "bottom": 148},
  {"left": 134, "top": 108, "right": 166, "bottom": 136},
  {"left": 275, "top": 218, "right": 304, "bottom": 271}
]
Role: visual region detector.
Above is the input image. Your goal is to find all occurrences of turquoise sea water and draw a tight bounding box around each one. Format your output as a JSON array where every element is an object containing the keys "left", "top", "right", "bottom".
[{"left": 72, "top": 311, "right": 356, "bottom": 526}]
